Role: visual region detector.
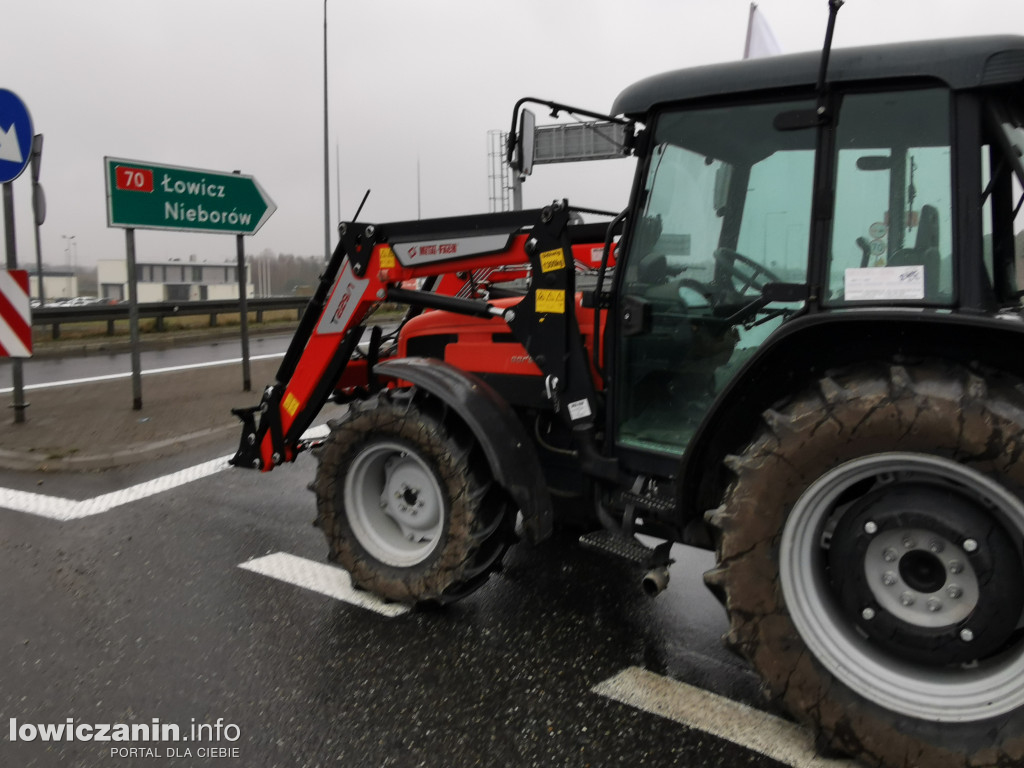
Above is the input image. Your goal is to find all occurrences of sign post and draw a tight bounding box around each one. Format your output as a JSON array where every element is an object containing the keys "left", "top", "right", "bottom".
[
  {"left": 1, "top": 89, "right": 34, "bottom": 423},
  {"left": 125, "top": 229, "right": 142, "bottom": 410},
  {"left": 104, "top": 157, "right": 275, "bottom": 403},
  {"left": 234, "top": 171, "right": 251, "bottom": 392},
  {"left": 31, "top": 134, "right": 45, "bottom": 306}
]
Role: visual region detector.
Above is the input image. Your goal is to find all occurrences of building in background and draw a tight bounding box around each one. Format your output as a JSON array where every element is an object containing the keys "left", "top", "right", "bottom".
[
  {"left": 25, "top": 266, "right": 79, "bottom": 303},
  {"left": 96, "top": 256, "right": 253, "bottom": 302}
]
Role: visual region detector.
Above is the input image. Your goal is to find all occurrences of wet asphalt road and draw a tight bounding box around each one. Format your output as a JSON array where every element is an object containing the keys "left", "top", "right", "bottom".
[{"left": 0, "top": 435, "right": 798, "bottom": 768}]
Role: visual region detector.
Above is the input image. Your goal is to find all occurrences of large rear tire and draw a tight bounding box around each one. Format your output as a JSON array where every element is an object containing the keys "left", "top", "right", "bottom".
[
  {"left": 705, "top": 363, "right": 1024, "bottom": 767},
  {"left": 313, "top": 389, "right": 515, "bottom": 605}
]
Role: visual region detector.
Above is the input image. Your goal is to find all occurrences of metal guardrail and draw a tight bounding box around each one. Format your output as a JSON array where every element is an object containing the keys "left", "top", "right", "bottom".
[{"left": 32, "top": 296, "right": 308, "bottom": 339}]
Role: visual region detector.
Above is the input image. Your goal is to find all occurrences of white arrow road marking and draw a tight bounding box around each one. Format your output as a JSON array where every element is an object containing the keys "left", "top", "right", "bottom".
[
  {"left": 0, "top": 425, "right": 329, "bottom": 519},
  {"left": 0, "top": 122, "right": 23, "bottom": 164},
  {"left": 238, "top": 552, "right": 409, "bottom": 618},
  {"left": 0, "top": 455, "right": 231, "bottom": 520},
  {"left": 592, "top": 667, "right": 854, "bottom": 768}
]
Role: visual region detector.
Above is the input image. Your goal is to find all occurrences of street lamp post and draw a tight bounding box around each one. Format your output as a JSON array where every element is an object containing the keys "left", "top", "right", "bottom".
[
  {"left": 61, "top": 234, "right": 76, "bottom": 298},
  {"left": 323, "top": 0, "right": 331, "bottom": 262}
]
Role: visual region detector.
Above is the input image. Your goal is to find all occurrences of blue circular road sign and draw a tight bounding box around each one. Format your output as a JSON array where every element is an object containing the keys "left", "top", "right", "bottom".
[{"left": 0, "top": 89, "right": 33, "bottom": 183}]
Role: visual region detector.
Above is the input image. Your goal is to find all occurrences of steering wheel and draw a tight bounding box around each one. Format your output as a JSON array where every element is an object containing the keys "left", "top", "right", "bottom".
[{"left": 713, "top": 248, "right": 782, "bottom": 296}]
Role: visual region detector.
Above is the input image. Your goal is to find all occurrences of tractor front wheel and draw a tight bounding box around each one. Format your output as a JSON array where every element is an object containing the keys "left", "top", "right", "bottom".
[{"left": 313, "top": 389, "right": 515, "bottom": 605}]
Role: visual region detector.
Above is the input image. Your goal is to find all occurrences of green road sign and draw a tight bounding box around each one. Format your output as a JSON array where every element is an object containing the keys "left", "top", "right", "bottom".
[{"left": 104, "top": 157, "right": 276, "bottom": 235}]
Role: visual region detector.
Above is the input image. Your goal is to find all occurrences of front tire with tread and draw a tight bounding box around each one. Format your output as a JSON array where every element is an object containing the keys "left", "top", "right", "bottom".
[{"left": 313, "top": 389, "right": 515, "bottom": 605}]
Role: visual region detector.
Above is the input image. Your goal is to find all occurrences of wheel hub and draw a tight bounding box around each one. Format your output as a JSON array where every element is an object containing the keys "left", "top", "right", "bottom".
[
  {"left": 863, "top": 528, "right": 979, "bottom": 628},
  {"left": 381, "top": 455, "right": 442, "bottom": 541}
]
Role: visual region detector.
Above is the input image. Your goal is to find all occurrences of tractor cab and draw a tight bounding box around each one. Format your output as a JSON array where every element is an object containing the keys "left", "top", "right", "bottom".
[{"left": 607, "top": 38, "right": 1024, "bottom": 485}]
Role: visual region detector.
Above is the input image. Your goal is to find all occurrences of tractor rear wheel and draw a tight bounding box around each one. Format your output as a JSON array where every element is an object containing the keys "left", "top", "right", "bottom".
[
  {"left": 313, "top": 389, "right": 515, "bottom": 605},
  {"left": 705, "top": 363, "right": 1024, "bottom": 768}
]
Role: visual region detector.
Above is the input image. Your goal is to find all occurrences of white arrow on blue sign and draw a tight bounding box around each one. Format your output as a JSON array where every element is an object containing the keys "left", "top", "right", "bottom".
[{"left": 0, "top": 89, "right": 33, "bottom": 184}]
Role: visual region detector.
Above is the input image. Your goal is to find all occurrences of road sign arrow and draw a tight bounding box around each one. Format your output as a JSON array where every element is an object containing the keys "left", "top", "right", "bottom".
[
  {"left": 0, "top": 123, "right": 23, "bottom": 164},
  {"left": 0, "top": 89, "right": 33, "bottom": 182}
]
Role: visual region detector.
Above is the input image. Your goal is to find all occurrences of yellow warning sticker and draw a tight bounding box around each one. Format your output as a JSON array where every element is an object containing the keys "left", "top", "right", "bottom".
[
  {"left": 379, "top": 247, "right": 396, "bottom": 269},
  {"left": 536, "top": 289, "right": 565, "bottom": 314},
  {"left": 540, "top": 248, "right": 566, "bottom": 273},
  {"left": 282, "top": 392, "right": 301, "bottom": 417}
]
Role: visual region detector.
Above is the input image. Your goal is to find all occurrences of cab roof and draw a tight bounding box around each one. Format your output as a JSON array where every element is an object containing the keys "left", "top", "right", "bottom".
[{"left": 612, "top": 35, "right": 1024, "bottom": 118}]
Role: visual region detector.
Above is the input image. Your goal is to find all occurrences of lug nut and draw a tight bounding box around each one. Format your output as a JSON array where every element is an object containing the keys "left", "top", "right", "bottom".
[
  {"left": 864, "top": 521, "right": 878, "bottom": 534},
  {"left": 947, "top": 584, "right": 963, "bottom": 599},
  {"left": 882, "top": 571, "right": 898, "bottom": 587},
  {"left": 963, "top": 538, "right": 979, "bottom": 553},
  {"left": 902, "top": 536, "right": 917, "bottom": 549},
  {"left": 948, "top": 560, "right": 964, "bottom": 575},
  {"left": 900, "top": 592, "right": 916, "bottom": 607},
  {"left": 928, "top": 539, "right": 945, "bottom": 554},
  {"left": 883, "top": 547, "right": 898, "bottom": 563},
  {"left": 926, "top": 598, "right": 943, "bottom": 612},
  {"left": 960, "top": 628, "right": 975, "bottom": 642}
]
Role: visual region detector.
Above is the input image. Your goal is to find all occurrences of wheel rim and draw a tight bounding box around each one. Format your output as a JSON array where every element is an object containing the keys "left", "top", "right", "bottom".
[
  {"left": 344, "top": 440, "right": 445, "bottom": 567},
  {"left": 780, "top": 452, "right": 1024, "bottom": 722}
]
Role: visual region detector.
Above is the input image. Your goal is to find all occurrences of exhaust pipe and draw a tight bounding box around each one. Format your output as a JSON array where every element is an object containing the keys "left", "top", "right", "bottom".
[{"left": 642, "top": 565, "right": 670, "bottom": 596}]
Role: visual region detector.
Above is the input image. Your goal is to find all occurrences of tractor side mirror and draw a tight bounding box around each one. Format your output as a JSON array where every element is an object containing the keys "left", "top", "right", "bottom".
[{"left": 513, "top": 109, "right": 536, "bottom": 177}]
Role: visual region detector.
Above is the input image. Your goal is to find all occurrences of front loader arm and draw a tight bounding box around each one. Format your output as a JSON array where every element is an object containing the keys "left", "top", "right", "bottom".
[{"left": 231, "top": 201, "right": 618, "bottom": 478}]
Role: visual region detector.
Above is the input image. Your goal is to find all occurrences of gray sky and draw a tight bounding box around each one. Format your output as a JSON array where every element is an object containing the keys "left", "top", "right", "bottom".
[{"left": 1, "top": 0, "right": 1022, "bottom": 269}]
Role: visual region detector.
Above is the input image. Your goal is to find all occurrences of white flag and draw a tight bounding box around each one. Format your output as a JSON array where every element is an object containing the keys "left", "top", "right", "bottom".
[{"left": 744, "top": 2, "right": 782, "bottom": 59}]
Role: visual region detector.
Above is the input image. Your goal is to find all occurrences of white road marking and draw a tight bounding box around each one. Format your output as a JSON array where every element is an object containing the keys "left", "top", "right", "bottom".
[
  {"left": 0, "top": 425, "right": 330, "bottom": 519},
  {"left": 238, "top": 552, "right": 409, "bottom": 618},
  {"left": 0, "top": 456, "right": 232, "bottom": 520},
  {"left": 592, "top": 666, "right": 854, "bottom": 768},
  {"left": 0, "top": 352, "right": 285, "bottom": 394}
]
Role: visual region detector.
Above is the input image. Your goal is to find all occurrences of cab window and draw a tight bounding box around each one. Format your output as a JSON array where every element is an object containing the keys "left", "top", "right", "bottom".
[
  {"left": 982, "top": 98, "right": 1024, "bottom": 303},
  {"left": 826, "top": 88, "right": 954, "bottom": 305}
]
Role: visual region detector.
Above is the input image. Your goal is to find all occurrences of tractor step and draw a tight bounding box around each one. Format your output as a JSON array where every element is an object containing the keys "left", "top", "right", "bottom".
[{"left": 578, "top": 530, "right": 656, "bottom": 566}]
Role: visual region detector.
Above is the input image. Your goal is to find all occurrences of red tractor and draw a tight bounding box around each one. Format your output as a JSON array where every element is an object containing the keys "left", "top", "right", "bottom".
[{"left": 233, "top": 13, "right": 1024, "bottom": 767}]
